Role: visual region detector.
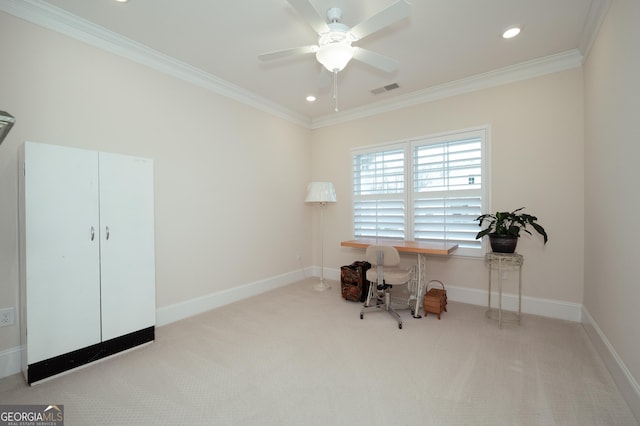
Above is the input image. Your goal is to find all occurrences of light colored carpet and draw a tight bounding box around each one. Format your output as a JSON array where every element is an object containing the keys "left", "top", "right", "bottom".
[{"left": 1, "top": 278, "right": 637, "bottom": 425}]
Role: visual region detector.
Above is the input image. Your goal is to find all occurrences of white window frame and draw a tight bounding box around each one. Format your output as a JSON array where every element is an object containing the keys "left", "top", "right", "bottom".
[{"left": 352, "top": 126, "right": 491, "bottom": 257}]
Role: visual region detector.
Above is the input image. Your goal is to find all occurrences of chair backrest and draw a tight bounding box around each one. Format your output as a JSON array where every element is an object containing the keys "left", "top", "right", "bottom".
[{"left": 365, "top": 245, "right": 401, "bottom": 267}]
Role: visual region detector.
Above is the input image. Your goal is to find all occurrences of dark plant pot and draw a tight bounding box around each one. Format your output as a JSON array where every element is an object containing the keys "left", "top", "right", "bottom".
[{"left": 489, "top": 234, "right": 518, "bottom": 253}]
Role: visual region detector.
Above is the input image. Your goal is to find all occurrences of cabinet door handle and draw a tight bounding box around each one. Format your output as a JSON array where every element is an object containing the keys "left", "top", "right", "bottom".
[
  {"left": 106, "top": 226, "right": 110, "bottom": 240},
  {"left": 91, "top": 226, "right": 95, "bottom": 241}
]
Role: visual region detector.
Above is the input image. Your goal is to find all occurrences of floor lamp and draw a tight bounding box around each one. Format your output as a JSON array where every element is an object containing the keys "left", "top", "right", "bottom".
[{"left": 305, "top": 182, "right": 337, "bottom": 291}]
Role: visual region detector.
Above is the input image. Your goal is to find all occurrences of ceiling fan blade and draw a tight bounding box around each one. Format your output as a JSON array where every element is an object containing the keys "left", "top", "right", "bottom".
[
  {"left": 287, "top": 0, "right": 330, "bottom": 35},
  {"left": 258, "top": 45, "right": 318, "bottom": 61},
  {"left": 350, "top": 0, "right": 410, "bottom": 41},
  {"left": 352, "top": 48, "right": 399, "bottom": 73}
]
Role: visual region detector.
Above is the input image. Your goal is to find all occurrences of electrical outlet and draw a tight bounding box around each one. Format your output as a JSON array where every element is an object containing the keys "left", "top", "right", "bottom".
[{"left": 0, "top": 307, "right": 15, "bottom": 327}]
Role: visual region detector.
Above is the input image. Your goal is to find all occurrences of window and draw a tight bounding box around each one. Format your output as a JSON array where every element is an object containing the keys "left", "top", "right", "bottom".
[{"left": 352, "top": 127, "right": 489, "bottom": 256}]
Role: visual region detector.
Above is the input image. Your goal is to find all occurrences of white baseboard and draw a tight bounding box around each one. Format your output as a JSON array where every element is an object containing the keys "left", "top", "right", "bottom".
[
  {"left": 0, "top": 346, "right": 22, "bottom": 380},
  {"left": 156, "top": 268, "right": 309, "bottom": 326},
  {"left": 0, "top": 267, "right": 584, "bottom": 380},
  {"left": 0, "top": 268, "right": 310, "bottom": 380},
  {"left": 582, "top": 307, "right": 640, "bottom": 422},
  {"left": 444, "top": 284, "right": 583, "bottom": 322},
  {"left": 326, "top": 266, "right": 582, "bottom": 322}
]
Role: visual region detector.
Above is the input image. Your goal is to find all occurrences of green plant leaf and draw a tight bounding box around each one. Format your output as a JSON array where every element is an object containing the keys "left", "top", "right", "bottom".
[{"left": 473, "top": 207, "right": 548, "bottom": 244}]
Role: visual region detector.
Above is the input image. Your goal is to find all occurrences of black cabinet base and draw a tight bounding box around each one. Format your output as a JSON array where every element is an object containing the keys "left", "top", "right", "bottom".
[{"left": 27, "top": 326, "right": 154, "bottom": 384}]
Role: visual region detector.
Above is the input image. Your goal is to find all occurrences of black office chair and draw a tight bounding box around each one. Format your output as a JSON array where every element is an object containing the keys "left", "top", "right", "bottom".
[{"left": 360, "top": 245, "right": 413, "bottom": 329}]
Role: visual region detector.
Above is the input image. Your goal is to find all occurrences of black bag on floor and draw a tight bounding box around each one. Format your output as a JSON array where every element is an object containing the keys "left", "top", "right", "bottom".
[{"left": 340, "top": 261, "right": 371, "bottom": 302}]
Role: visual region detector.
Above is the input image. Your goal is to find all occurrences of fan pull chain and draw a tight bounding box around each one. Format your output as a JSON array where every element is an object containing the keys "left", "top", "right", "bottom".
[{"left": 333, "top": 70, "right": 339, "bottom": 112}]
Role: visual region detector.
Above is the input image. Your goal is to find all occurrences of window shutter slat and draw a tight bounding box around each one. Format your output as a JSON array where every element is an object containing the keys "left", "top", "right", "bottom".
[
  {"left": 354, "top": 199, "right": 405, "bottom": 239},
  {"left": 414, "top": 196, "right": 482, "bottom": 249}
]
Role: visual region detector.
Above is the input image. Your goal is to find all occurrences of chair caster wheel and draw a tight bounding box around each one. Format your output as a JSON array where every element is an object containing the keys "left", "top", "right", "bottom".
[
  {"left": 360, "top": 313, "right": 364, "bottom": 319},
  {"left": 398, "top": 323, "right": 403, "bottom": 329}
]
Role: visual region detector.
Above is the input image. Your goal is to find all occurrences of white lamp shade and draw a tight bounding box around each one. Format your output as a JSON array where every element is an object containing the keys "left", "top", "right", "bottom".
[
  {"left": 316, "top": 42, "right": 354, "bottom": 72},
  {"left": 305, "top": 182, "right": 336, "bottom": 203}
]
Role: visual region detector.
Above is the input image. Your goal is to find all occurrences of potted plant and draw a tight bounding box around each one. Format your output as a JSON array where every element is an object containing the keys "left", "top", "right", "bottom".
[{"left": 475, "top": 207, "right": 548, "bottom": 253}]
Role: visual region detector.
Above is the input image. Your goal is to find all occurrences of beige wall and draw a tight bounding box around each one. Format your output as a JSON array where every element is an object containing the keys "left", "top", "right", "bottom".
[
  {"left": 312, "top": 69, "right": 585, "bottom": 304},
  {"left": 0, "top": 13, "right": 312, "bottom": 351},
  {"left": 2, "top": 2, "right": 638, "bottom": 410},
  {"left": 584, "top": 0, "right": 640, "bottom": 400}
]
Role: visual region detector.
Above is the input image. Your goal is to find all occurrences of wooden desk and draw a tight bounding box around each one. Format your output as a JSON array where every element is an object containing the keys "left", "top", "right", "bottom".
[
  {"left": 341, "top": 239, "right": 458, "bottom": 317},
  {"left": 340, "top": 239, "right": 457, "bottom": 256}
]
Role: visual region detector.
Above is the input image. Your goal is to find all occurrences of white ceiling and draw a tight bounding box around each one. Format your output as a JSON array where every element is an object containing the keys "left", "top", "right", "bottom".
[{"left": 9, "top": 0, "right": 607, "bottom": 125}]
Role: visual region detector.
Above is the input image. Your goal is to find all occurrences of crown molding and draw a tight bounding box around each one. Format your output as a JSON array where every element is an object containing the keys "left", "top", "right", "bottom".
[
  {"left": 314, "top": 0, "right": 611, "bottom": 129},
  {"left": 0, "top": 0, "right": 312, "bottom": 128},
  {"left": 311, "top": 49, "right": 583, "bottom": 129},
  {"left": 2, "top": 0, "right": 591, "bottom": 131},
  {"left": 578, "top": 0, "right": 612, "bottom": 59}
]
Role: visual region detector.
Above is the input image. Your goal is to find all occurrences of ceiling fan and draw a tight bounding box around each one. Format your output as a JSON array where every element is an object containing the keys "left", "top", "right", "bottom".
[{"left": 258, "top": 0, "right": 411, "bottom": 111}]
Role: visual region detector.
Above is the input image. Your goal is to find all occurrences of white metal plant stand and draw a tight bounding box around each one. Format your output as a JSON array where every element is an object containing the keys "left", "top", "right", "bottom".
[{"left": 485, "top": 252, "right": 524, "bottom": 328}]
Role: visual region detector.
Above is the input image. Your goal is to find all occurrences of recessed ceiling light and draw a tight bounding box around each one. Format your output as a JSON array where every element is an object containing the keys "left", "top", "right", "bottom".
[
  {"left": 306, "top": 95, "right": 316, "bottom": 102},
  {"left": 115, "top": 0, "right": 129, "bottom": 3},
  {"left": 502, "top": 26, "right": 521, "bottom": 39}
]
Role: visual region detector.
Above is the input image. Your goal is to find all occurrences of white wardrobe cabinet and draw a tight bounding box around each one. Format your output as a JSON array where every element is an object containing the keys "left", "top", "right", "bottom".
[{"left": 19, "top": 141, "right": 156, "bottom": 384}]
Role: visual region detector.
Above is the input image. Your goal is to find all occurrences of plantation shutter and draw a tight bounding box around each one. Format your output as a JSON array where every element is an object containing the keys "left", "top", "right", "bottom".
[
  {"left": 353, "top": 147, "right": 406, "bottom": 239},
  {"left": 351, "top": 127, "right": 487, "bottom": 255},
  {"left": 413, "top": 134, "right": 483, "bottom": 248}
]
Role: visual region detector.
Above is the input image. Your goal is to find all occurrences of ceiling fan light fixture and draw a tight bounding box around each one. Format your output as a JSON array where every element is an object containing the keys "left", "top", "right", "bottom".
[
  {"left": 316, "top": 41, "right": 354, "bottom": 72},
  {"left": 258, "top": 1, "right": 411, "bottom": 112}
]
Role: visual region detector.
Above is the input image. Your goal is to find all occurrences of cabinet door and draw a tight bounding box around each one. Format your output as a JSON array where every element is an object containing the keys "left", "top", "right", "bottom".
[
  {"left": 99, "top": 152, "right": 156, "bottom": 341},
  {"left": 23, "top": 142, "right": 102, "bottom": 363}
]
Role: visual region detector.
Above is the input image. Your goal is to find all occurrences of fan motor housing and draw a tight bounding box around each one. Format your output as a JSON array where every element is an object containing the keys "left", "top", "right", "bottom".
[{"left": 326, "top": 7, "right": 343, "bottom": 22}]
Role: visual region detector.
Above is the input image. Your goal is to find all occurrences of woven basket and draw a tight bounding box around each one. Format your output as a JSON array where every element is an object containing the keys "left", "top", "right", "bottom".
[
  {"left": 423, "top": 280, "right": 447, "bottom": 319},
  {"left": 426, "top": 280, "right": 447, "bottom": 304}
]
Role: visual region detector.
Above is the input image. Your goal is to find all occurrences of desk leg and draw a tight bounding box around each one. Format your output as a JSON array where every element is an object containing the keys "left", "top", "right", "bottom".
[{"left": 412, "top": 253, "right": 426, "bottom": 318}]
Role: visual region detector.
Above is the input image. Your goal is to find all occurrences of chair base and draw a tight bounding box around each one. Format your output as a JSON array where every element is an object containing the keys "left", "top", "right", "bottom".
[{"left": 360, "top": 288, "right": 403, "bottom": 329}]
